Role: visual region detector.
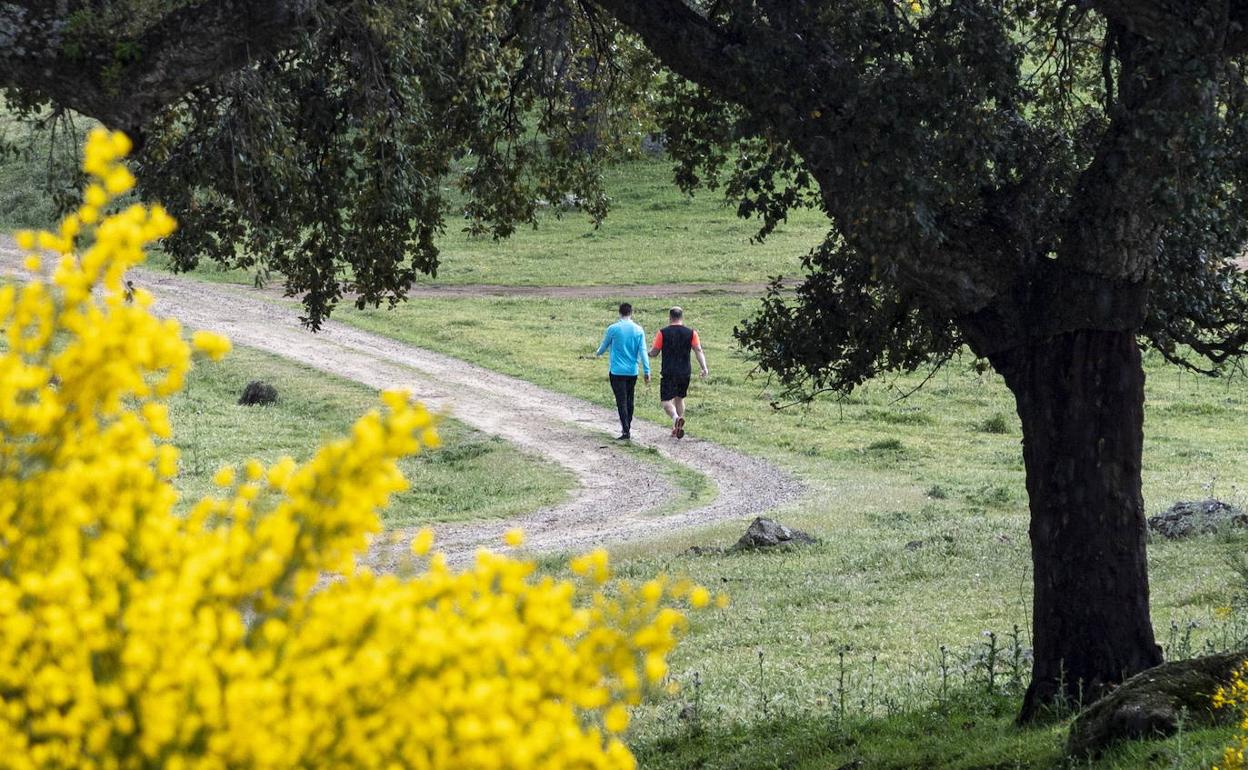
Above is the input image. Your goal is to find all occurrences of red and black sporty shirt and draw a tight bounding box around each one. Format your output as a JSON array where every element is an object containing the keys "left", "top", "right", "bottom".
[{"left": 652, "top": 325, "right": 699, "bottom": 378}]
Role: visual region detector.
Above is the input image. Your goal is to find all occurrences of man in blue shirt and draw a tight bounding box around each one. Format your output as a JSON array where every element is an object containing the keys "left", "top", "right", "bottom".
[{"left": 595, "top": 302, "right": 650, "bottom": 440}]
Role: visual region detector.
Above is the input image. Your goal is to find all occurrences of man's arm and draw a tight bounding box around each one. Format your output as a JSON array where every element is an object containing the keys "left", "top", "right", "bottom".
[
  {"left": 648, "top": 329, "right": 663, "bottom": 358},
  {"left": 638, "top": 331, "right": 651, "bottom": 378},
  {"left": 595, "top": 326, "right": 612, "bottom": 356},
  {"left": 692, "top": 330, "right": 709, "bottom": 377}
]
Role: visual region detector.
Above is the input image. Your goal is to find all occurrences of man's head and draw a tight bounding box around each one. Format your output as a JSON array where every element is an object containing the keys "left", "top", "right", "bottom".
[
  {"left": 619, "top": 302, "right": 633, "bottom": 317},
  {"left": 669, "top": 306, "right": 684, "bottom": 323}
]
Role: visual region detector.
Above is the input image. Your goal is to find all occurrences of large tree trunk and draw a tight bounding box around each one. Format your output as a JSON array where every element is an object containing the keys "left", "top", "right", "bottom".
[{"left": 989, "top": 328, "right": 1163, "bottom": 722}]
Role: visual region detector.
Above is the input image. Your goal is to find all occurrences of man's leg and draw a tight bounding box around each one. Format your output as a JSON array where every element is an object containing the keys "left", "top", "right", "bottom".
[
  {"left": 624, "top": 376, "right": 637, "bottom": 431},
  {"left": 672, "top": 380, "right": 689, "bottom": 439},
  {"left": 609, "top": 375, "right": 630, "bottom": 437},
  {"left": 661, "top": 399, "right": 679, "bottom": 437}
]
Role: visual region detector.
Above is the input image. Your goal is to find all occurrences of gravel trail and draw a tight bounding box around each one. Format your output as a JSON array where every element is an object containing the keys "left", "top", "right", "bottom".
[{"left": 0, "top": 238, "right": 804, "bottom": 564}]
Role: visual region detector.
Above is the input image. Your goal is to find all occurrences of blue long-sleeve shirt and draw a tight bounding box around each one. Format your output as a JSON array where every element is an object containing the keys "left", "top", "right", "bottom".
[{"left": 596, "top": 318, "right": 650, "bottom": 377}]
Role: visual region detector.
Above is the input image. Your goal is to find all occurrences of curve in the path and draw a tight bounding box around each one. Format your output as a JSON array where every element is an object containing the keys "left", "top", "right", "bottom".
[{"left": 0, "top": 239, "right": 804, "bottom": 564}]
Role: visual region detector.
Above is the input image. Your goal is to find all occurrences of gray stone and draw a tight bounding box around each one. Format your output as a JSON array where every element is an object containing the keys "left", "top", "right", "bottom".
[
  {"left": 1147, "top": 498, "right": 1248, "bottom": 539},
  {"left": 238, "top": 380, "right": 278, "bottom": 406},
  {"left": 1067, "top": 651, "right": 1246, "bottom": 757},
  {"left": 730, "top": 517, "right": 818, "bottom": 551}
]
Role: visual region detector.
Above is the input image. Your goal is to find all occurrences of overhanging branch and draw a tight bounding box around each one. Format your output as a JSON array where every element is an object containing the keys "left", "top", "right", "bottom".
[
  {"left": 0, "top": 0, "right": 323, "bottom": 130},
  {"left": 587, "top": 0, "right": 795, "bottom": 110}
]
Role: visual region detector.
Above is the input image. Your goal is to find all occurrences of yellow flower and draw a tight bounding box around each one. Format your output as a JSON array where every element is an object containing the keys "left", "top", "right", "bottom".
[
  {"left": 212, "top": 465, "right": 236, "bottom": 487},
  {"left": 504, "top": 528, "right": 526, "bottom": 547},
  {"left": 410, "top": 527, "right": 435, "bottom": 556},
  {"left": 190, "top": 331, "right": 232, "bottom": 361},
  {"left": 604, "top": 705, "right": 630, "bottom": 733}
]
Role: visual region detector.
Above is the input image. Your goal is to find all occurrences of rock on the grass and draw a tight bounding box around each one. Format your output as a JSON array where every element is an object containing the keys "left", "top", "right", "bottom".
[
  {"left": 1067, "top": 651, "right": 1246, "bottom": 756},
  {"left": 238, "top": 381, "right": 278, "bottom": 406},
  {"left": 730, "top": 517, "right": 818, "bottom": 551},
  {"left": 1147, "top": 498, "right": 1248, "bottom": 539}
]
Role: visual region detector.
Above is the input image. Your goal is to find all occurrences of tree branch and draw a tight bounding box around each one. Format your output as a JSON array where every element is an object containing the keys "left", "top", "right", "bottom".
[
  {"left": 0, "top": 0, "right": 322, "bottom": 132},
  {"left": 1091, "top": 0, "right": 1248, "bottom": 54},
  {"left": 588, "top": 0, "right": 786, "bottom": 108}
]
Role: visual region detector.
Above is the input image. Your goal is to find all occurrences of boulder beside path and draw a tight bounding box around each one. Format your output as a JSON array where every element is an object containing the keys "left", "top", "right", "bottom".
[
  {"left": 730, "top": 517, "right": 818, "bottom": 551},
  {"left": 1067, "top": 651, "right": 1246, "bottom": 757},
  {"left": 1147, "top": 499, "right": 1247, "bottom": 539}
]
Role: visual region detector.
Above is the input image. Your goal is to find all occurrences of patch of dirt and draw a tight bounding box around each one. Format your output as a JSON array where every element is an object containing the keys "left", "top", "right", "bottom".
[
  {"left": 0, "top": 238, "right": 804, "bottom": 566},
  {"left": 232, "top": 275, "right": 795, "bottom": 301},
  {"left": 395, "top": 280, "right": 796, "bottom": 299}
]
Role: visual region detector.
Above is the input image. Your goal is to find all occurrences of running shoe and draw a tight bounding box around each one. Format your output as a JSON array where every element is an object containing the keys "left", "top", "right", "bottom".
[{"left": 674, "top": 417, "right": 685, "bottom": 439}]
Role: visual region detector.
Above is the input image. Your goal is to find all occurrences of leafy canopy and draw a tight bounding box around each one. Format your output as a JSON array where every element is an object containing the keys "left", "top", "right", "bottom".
[{"left": 5, "top": 0, "right": 1248, "bottom": 387}]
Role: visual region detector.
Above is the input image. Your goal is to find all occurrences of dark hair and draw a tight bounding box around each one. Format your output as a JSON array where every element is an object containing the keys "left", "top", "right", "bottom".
[
  {"left": 669, "top": 306, "right": 684, "bottom": 320},
  {"left": 619, "top": 302, "right": 633, "bottom": 316}
]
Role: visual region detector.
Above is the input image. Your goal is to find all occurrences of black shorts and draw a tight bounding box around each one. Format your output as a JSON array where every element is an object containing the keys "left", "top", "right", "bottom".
[{"left": 660, "top": 375, "right": 690, "bottom": 402}]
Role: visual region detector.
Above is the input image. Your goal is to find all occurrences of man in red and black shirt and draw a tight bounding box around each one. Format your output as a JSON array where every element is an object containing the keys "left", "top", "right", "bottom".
[{"left": 648, "top": 306, "right": 709, "bottom": 439}]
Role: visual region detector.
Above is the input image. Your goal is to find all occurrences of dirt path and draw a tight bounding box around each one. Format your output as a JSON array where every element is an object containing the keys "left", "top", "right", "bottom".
[
  {"left": 0, "top": 238, "right": 803, "bottom": 565},
  {"left": 396, "top": 280, "right": 794, "bottom": 299},
  {"left": 217, "top": 272, "right": 794, "bottom": 301}
]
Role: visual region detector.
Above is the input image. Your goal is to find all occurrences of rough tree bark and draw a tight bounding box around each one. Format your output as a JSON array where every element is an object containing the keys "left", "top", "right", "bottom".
[{"left": 990, "top": 329, "right": 1163, "bottom": 720}]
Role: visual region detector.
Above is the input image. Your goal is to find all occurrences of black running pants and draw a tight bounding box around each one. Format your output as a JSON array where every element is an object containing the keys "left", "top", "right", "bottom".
[{"left": 609, "top": 374, "right": 637, "bottom": 435}]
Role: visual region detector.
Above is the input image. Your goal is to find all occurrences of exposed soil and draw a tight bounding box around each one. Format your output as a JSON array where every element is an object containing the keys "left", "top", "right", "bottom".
[
  {"left": 396, "top": 280, "right": 794, "bottom": 299},
  {"left": 216, "top": 272, "right": 794, "bottom": 301},
  {"left": 0, "top": 238, "right": 804, "bottom": 566}
]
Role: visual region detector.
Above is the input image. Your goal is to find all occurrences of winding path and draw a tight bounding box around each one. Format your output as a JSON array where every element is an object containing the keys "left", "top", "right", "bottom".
[{"left": 0, "top": 238, "right": 804, "bottom": 564}]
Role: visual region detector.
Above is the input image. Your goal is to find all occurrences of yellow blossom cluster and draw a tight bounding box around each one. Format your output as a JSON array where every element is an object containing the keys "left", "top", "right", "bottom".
[
  {"left": 0, "top": 129, "right": 713, "bottom": 770},
  {"left": 1215, "top": 661, "right": 1248, "bottom": 770}
]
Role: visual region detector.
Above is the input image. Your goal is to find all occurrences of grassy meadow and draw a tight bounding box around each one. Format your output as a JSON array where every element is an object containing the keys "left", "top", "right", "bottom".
[
  {"left": 327, "top": 159, "right": 1248, "bottom": 768},
  {"left": 167, "top": 344, "right": 574, "bottom": 527},
  {"left": 334, "top": 292, "right": 1248, "bottom": 769}
]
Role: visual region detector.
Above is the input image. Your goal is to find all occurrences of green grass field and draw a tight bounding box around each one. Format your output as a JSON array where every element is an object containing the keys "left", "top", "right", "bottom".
[
  {"left": 331, "top": 291, "right": 1248, "bottom": 768},
  {"left": 168, "top": 344, "right": 574, "bottom": 527},
  {"left": 419, "top": 159, "right": 825, "bottom": 286}
]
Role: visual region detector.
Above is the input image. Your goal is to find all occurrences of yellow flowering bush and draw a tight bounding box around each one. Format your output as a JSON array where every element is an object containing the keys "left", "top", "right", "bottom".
[
  {"left": 0, "top": 129, "right": 710, "bottom": 770},
  {"left": 1215, "top": 662, "right": 1248, "bottom": 770}
]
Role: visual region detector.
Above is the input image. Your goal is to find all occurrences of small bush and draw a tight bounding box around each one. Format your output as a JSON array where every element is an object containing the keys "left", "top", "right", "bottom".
[
  {"left": 977, "top": 413, "right": 1012, "bottom": 434},
  {"left": 966, "top": 483, "right": 1015, "bottom": 508},
  {"left": 867, "top": 437, "right": 905, "bottom": 453}
]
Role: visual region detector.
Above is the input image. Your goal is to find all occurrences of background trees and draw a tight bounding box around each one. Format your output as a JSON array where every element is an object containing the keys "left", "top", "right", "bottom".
[{"left": 7, "top": 0, "right": 1248, "bottom": 718}]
